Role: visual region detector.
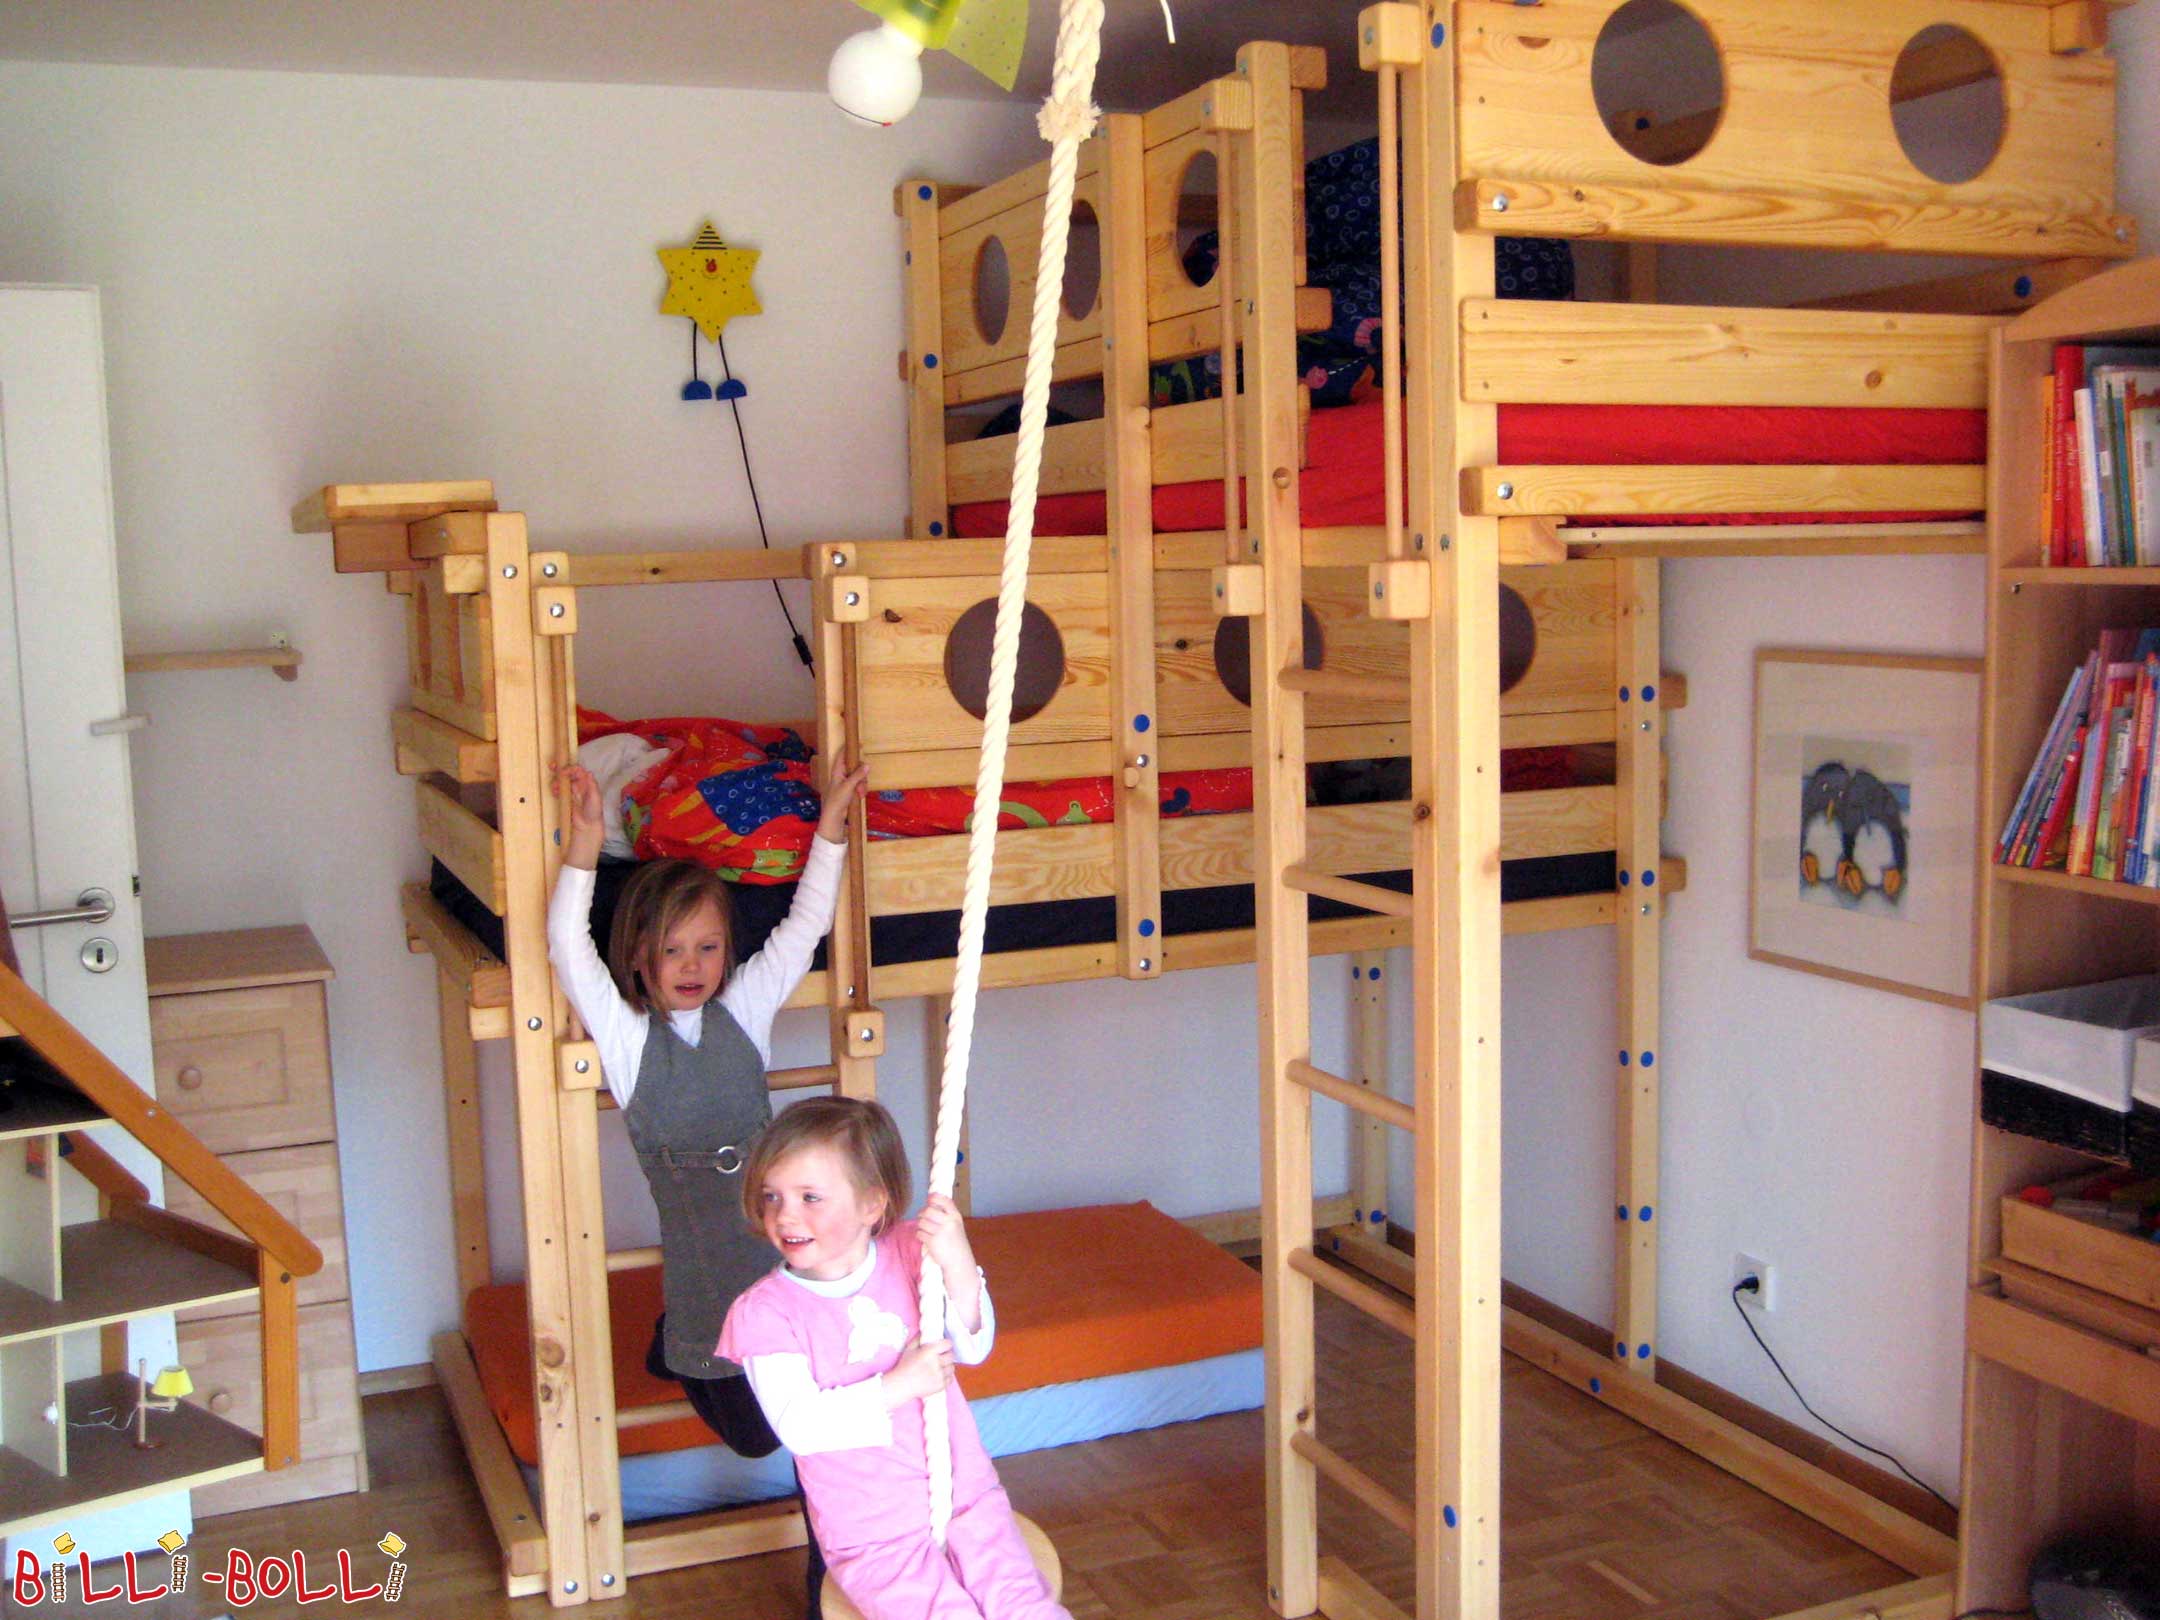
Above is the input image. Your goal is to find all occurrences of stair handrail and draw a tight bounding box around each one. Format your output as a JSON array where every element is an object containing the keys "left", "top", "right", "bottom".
[{"left": 0, "top": 963, "right": 323, "bottom": 1277}]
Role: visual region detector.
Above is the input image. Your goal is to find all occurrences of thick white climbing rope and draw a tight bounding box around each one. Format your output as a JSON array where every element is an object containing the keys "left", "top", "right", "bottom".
[{"left": 919, "top": 0, "right": 1106, "bottom": 1546}]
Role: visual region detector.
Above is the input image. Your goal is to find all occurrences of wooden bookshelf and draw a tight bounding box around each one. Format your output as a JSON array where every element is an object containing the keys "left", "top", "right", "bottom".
[{"left": 1962, "top": 257, "right": 2160, "bottom": 1613}]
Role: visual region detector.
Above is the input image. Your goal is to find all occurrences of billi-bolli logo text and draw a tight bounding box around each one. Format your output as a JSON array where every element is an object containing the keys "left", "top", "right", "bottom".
[{"left": 13, "top": 1529, "right": 410, "bottom": 1605}]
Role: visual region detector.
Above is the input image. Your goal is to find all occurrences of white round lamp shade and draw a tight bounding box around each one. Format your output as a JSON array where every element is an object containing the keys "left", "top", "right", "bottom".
[{"left": 829, "top": 23, "right": 926, "bottom": 126}]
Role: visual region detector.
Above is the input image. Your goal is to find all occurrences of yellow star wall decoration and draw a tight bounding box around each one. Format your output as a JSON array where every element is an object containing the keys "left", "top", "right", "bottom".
[{"left": 659, "top": 220, "right": 762, "bottom": 400}]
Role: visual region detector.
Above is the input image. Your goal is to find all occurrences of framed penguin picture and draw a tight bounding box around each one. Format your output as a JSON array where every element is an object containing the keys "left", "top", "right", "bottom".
[{"left": 1750, "top": 649, "right": 1983, "bottom": 1008}]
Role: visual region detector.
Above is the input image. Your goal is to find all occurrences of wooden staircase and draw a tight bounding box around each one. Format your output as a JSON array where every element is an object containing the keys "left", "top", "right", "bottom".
[{"left": 0, "top": 965, "right": 322, "bottom": 1538}]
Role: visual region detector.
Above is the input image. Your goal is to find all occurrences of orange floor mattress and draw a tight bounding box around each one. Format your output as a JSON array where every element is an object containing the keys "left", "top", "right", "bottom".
[{"left": 466, "top": 1201, "right": 1263, "bottom": 1465}]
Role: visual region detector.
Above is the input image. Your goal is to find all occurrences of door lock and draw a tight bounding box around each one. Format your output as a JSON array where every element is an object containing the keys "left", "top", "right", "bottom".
[{"left": 79, "top": 938, "right": 119, "bottom": 974}]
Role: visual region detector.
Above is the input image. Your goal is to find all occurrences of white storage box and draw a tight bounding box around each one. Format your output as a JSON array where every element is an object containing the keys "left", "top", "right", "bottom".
[
  {"left": 1981, "top": 974, "right": 2160, "bottom": 1112},
  {"left": 2135, "top": 1033, "right": 2160, "bottom": 1111}
]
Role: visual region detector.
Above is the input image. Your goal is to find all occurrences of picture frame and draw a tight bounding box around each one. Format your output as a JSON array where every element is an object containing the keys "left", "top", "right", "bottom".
[{"left": 1750, "top": 648, "right": 1983, "bottom": 1008}]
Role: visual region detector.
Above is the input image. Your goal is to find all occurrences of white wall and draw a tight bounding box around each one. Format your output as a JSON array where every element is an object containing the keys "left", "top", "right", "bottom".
[{"left": 3, "top": 10, "right": 2155, "bottom": 1504}]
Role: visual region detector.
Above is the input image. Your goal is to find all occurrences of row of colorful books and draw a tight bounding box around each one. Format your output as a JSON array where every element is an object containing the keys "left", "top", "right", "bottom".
[
  {"left": 2040, "top": 342, "right": 2160, "bottom": 567},
  {"left": 1998, "top": 627, "right": 2160, "bottom": 881}
]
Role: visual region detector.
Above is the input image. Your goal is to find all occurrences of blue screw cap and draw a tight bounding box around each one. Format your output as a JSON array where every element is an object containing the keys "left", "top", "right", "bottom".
[
  {"left": 1642, "top": 683, "right": 1655, "bottom": 701},
  {"left": 1639, "top": 1205, "right": 1653, "bottom": 1222},
  {"left": 1134, "top": 713, "right": 1152, "bottom": 732},
  {"left": 1138, "top": 919, "right": 1156, "bottom": 937},
  {"left": 917, "top": 184, "right": 933, "bottom": 200},
  {"left": 1431, "top": 23, "right": 1446, "bottom": 47},
  {"left": 2014, "top": 274, "right": 2034, "bottom": 298},
  {"left": 923, "top": 353, "right": 938, "bottom": 369},
  {"left": 928, "top": 520, "right": 945, "bottom": 536},
  {"left": 1443, "top": 1505, "right": 1458, "bottom": 1528}
]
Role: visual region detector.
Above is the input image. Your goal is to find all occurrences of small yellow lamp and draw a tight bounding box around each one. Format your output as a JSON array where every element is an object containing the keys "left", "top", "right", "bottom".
[{"left": 133, "top": 1361, "right": 194, "bottom": 1450}]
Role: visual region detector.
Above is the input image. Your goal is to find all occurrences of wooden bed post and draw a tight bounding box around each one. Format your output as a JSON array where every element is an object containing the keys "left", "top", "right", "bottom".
[
  {"left": 1235, "top": 39, "right": 1320, "bottom": 1620},
  {"left": 1102, "top": 111, "right": 1163, "bottom": 982},
  {"left": 436, "top": 965, "right": 493, "bottom": 1301},
  {"left": 812, "top": 541, "right": 880, "bottom": 1100},
  {"left": 1401, "top": 1, "right": 1504, "bottom": 1612},
  {"left": 899, "top": 182, "right": 950, "bottom": 541},
  {"left": 486, "top": 513, "right": 616, "bottom": 1605},
  {"left": 1613, "top": 560, "right": 1663, "bottom": 1380}
]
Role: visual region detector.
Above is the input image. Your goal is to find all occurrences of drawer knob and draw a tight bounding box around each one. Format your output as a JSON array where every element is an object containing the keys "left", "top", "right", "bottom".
[
  {"left": 208, "top": 1389, "right": 233, "bottom": 1414},
  {"left": 177, "top": 1065, "right": 204, "bottom": 1092}
]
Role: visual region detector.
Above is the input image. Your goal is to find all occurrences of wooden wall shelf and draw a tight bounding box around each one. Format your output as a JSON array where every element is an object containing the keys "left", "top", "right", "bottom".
[{"left": 123, "top": 647, "right": 301, "bottom": 682}]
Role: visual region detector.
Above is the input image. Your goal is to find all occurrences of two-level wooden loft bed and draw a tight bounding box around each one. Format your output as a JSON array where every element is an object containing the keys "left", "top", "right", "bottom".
[{"left": 295, "top": 1, "right": 2135, "bottom": 1610}]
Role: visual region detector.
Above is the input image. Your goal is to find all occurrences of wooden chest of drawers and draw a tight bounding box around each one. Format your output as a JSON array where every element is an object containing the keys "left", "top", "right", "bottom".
[{"left": 145, "top": 926, "right": 368, "bottom": 1516}]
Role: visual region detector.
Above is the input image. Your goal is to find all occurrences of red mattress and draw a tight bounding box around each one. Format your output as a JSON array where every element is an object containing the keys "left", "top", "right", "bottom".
[{"left": 951, "top": 399, "right": 1987, "bottom": 537}]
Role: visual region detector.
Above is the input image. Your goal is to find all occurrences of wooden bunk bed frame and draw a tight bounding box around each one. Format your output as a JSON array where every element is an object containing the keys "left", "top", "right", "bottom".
[{"left": 292, "top": 2, "right": 2133, "bottom": 1613}]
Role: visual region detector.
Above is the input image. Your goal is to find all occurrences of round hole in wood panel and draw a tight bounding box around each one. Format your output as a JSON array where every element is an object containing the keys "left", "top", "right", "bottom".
[
  {"left": 1213, "top": 603, "right": 1325, "bottom": 708},
  {"left": 1499, "top": 584, "right": 1537, "bottom": 694},
  {"left": 972, "top": 234, "right": 1011, "bottom": 346},
  {"left": 1891, "top": 25, "right": 2003, "bottom": 186},
  {"left": 1592, "top": 0, "right": 1725, "bottom": 167},
  {"left": 944, "top": 599, "right": 1066, "bottom": 723},
  {"left": 1063, "top": 200, "right": 1101, "bottom": 321},
  {"left": 1176, "top": 149, "right": 1219, "bottom": 288}
]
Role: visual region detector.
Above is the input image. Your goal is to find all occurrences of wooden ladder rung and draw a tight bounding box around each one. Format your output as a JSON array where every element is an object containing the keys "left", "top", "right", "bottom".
[
  {"left": 1287, "top": 1430, "right": 1414, "bottom": 1535},
  {"left": 1286, "top": 1058, "right": 1416, "bottom": 1132},
  {"left": 617, "top": 1398, "right": 695, "bottom": 1431},
  {"left": 1289, "top": 1247, "right": 1416, "bottom": 1338},
  {"left": 769, "top": 1063, "right": 840, "bottom": 1092},
  {"left": 607, "top": 1245, "right": 661, "bottom": 1273},
  {"left": 1283, "top": 868, "right": 1413, "bottom": 919},
  {"left": 1278, "top": 668, "right": 1411, "bottom": 704}
]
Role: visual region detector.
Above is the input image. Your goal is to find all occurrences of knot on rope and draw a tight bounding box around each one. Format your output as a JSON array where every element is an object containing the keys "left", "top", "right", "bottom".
[{"left": 1036, "top": 93, "right": 1101, "bottom": 144}]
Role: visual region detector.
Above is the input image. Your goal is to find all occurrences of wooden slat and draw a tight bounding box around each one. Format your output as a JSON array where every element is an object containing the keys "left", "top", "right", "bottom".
[
  {"left": 931, "top": 143, "right": 1102, "bottom": 239},
  {"left": 870, "top": 739, "right": 1117, "bottom": 792},
  {"left": 125, "top": 646, "right": 302, "bottom": 678},
  {"left": 1280, "top": 667, "right": 1411, "bottom": 705},
  {"left": 1802, "top": 259, "right": 2109, "bottom": 316},
  {"left": 559, "top": 549, "right": 806, "bottom": 586},
  {"left": 945, "top": 395, "right": 1294, "bottom": 506},
  {"left": 416, "top": 777, "right": 506, "bottom": 916},
  {"left": 430, "top": 1330, "right": 546, "bottom": 1579},
  {"left": 394, "top": 707, "right": 497, "bottom": 782},
  {"left": 1764, "top": 1575, "right": 1953, "bottom": 1620},
  {"left": 1561, "top": 519, "right": 1986, "bottom": 559},
  {"left": 101, "top": 1198, "right": 259, "bottom": 1279},
  {"left": 1286, "top": 1058, "right": 1417, "bottom": 1132},
  {"left": 57, "top": 1129, "right": 151, "bottom": 1204},
  {"left": 620, "top": 1500, "right": 808, "bottom": 1578},
  {"left": 1967, "top": 1288, "right": 2160, "bottom": 1431},
  {"left": 1318, "top": 1556, "right": 1413, "bottom": 1620},
  {"left": 2003, "top": 254, "right": 2160, "bottom": 344},
  {"left": 438, "top": 967, "right": 492, "bottom": 1302},
  {"left": 934, "top": 168, "right": 1105, "bottom": 379},
  {"left": 407, "top": 510, "right": 490, "bottom": 558},
  {"left": 1612, "top": 559, "right": 1661, "bottom": 1377},
  {"left": 831, "top": 534, "right": 1106, "bottom": 578},
  {"left": 1456, "top": 177, "right": 2133, "bottom": 261},
  {"left": 292, "top": 480, "right": 495, "bottom": 532},
  {"left": 1462, "top": 300, "right": 1992, "bottom": 409},
  {"left": 1466, "top": 463, "right": 1986, "bottom": 516},
  {"left": 401, "top": 883, "right": 511, "bottom": 1006}
]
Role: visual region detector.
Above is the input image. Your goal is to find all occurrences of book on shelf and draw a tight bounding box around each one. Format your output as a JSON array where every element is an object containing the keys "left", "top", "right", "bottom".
[
  {"left": 2043, "top": 343, "right": 2160, "bottom": 566},
  {"left": 1998, "top": 630, "right": 2160, "bottom": 884}
]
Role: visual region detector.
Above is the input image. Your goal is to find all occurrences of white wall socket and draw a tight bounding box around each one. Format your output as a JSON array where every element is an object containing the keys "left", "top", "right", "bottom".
[{"left": 1732, "top": 1252, "right": 1776, "bottom": 1312}]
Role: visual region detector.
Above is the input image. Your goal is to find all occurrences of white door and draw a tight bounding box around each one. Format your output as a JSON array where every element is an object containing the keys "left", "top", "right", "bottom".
[{"left": 0, "top": 286, "right": 186, "bottom": 1562}]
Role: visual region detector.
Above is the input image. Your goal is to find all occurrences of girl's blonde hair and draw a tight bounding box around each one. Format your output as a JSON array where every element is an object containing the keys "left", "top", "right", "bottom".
[
  {"left": 742, "top": 1096, "right": 911, "bottom": 1235},
  {"left": 606, "top": 859, "right": 736, "bottom": 1014}
]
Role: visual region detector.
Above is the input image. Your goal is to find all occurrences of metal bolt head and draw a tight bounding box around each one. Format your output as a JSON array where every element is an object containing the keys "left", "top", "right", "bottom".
[
  {"left": 1136, "top": 753, "right": 1150, "bottom": 768},
  {"left": 575, "top": 1058, "right": 591, "bottom": 1074},
  {"left": 1139, "top": 957, "right": 1154, "bottom": 972},
  {"left": 1492, "top": 193, "right": 1511, "bottom": 213},
  {"left": 549, "top": 602, "right": 565, "bottom": 617},
  {"left": 1440, "top": 534, "right": 1452, "bottom": 551},
  {"left": 830, "top": 550, "right": 847, "bottom": 566},
  {"left": 527, "top": 1016, "right": 543, "bottom": 1030},
  {"left": 1413, "top": 533, "right": 1426, "bottom": 551},
  {"left": 859, "top": 1026, "right": 874, "bottom": 1041},
  {"left": 601, "top": 1574, "right": 617, "bottom": 1588},
  {"left": 1640, "top": 719, "right": 1651, "bottom": 731},
  {"left": 1374, "top": 582, "right": 1386, "bottom": 598},
  {"left": 564, "top": 1582, "right": 579, "bottom": 1595},
  {"left": 542, "top": 561, "right": 559, "bottom": 577},
  {"left": 845, "top": 591, "right": 862, "bottom": 607},
  {"left": 503, "top": 564, "right": 518, "bottom": 578},
  {"left": 1496, "top": 482, "right": 1515, "bottom": 501},
  {"left": 1640, "top": 903, "right": 1651, "bottom": 916}
]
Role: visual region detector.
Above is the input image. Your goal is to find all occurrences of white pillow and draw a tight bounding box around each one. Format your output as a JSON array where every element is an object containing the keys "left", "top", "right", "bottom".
[{"left": 578, "top": 734, "right": 671, "bottom": 861}]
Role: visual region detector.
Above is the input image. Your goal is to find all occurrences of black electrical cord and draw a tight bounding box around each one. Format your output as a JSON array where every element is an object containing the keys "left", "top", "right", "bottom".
[
  {"left": 1729, "top": 1279, "right": 1956, "bottom": 1514},
  {"left": 715, "top": 330, "right": 814, "bottom": 672}
]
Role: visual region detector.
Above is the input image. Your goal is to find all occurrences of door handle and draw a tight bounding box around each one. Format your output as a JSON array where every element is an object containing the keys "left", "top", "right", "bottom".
[{"left": 9, "top": 888, "right": 116, "bottom": 929}]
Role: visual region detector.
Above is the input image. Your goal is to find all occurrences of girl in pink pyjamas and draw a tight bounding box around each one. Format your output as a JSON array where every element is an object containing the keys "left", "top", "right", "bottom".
[{"left": 719, "top": 1097, "right": 1070, "bottom": 1620}]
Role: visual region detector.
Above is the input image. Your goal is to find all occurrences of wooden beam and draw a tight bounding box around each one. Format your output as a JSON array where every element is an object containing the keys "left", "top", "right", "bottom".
[
  {"left": 1561, "top": 520, "right": 1985, "bottom": 559},
  {"left": 431, "top": 1331, "right": 547, "bottom": 1583},
  {"left": 1455, "top": 178, "right": 2136, "bottom": 263},
  {"left": 901, "top": 181, "right": 951, "bottom": 537},
  {"left": 557, "top": 549, "right": 807, "bottom": 587},
  {"left": 1801, "top": 259, "right": 2108, "bottom": 317},
  {"left": 1463, "top": 300, "right": 1992, "bottom": 410},
  {"left": 416, "top": 777, "right": 506, "bottom": 916},
  {"left": 1465, "top": 464, "right": 1986, "bottom": 517},
  {"left": 438, "top": 967, "right": 493, "bottom": 1301},
  {"left": 1765, "top": 1574, "right": 1952, "bottom": 1620},
  {"left": 292, "top": 480, "right": 495, "bottom": 533},
  {"left": 1612, "top": 560, "right": 1661, "bottom": 1377},
  {"left": 258, "top": 1255, "right": 300, "bottom": 1469},
  {"left": 401, "top": 883, "right": 511, "bottom": 1007},
  {"left": 394, "top": 708, "right": 498, "bottom": 782}
]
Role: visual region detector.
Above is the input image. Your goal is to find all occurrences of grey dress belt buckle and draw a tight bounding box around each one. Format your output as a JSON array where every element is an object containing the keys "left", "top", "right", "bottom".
[{"left": 641, "top": 1144, "right": 746, "bottom": 1174}]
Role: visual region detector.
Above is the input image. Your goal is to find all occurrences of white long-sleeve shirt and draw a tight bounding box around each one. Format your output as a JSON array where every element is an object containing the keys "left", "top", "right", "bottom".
[
  {"left": 545, "top": 836, "right": 846, "bottom": 1109},
  {"left": 741, "top": 1239, "right": 996, "bottom": 1455}
]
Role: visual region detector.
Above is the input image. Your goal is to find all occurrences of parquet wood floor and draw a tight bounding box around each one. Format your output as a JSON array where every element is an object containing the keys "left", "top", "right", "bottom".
[{"left": 7, "top": 1293, "right": 1904, "bottom": 1619}]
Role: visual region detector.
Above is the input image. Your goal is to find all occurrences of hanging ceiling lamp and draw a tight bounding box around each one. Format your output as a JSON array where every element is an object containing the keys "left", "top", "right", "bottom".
[{"left": 827, "top": 0, "right": 1028, "bottom": 125}]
